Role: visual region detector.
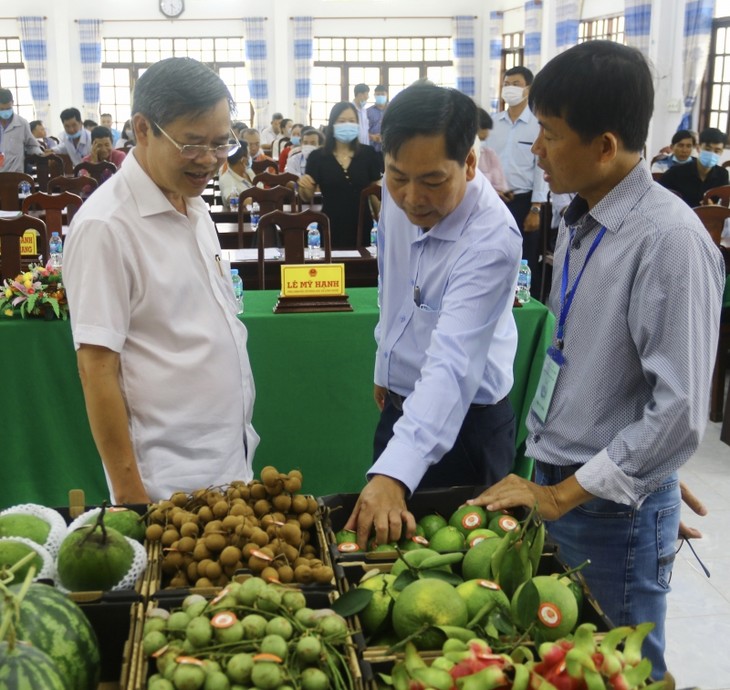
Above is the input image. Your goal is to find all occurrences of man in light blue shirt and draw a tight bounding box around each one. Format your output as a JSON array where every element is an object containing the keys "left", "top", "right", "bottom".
[
  {"left": 51, "top": 107, "right": 92, "bottom": 167},
  {"left": 344, "top": 84, "right": 523, "bottom": 549},
  {"left": 490, "top": 66, "right": 549, "bottom": 295},
  {"left": 353, "top": 83, "right": 370, "bottom": 146}
]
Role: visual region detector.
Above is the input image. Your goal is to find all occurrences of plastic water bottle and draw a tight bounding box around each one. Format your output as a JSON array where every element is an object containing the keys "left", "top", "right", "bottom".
[
  {"left": 370, "top": 220, "right": 378, "bottom": 256},
  {"left": 307, "top": 223, "right": 321, "bottom": 259},
  {"left": 250, "top": 201, "right": 260, "bottom": 231},
  {"left": 49, "top": 231, "right": 63, "bottom": 270},
  {"left": 230, "top": 268, "right": 244, "bottom": 314},
  {"left": 229, "top": 194, "right": 239, "bottom": 214},
  {"left": 18, "top": 181, "right": 31, "bottom": 200},
  {"left": 516, "top": 259, "right": 531, "bottom": 304}
]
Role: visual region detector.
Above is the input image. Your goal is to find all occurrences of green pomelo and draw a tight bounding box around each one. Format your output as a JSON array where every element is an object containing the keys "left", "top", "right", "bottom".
[
  {"left": 511, "top": 575, "right": 580, "bottom": 640},
  {"left": 0, "top": 640, "right": 66, "bottom": 690},
  {"left": 57, "top": 524, "right": 134, "bottom": 591},
  {"left": 466, "top": 529, "right": 499, "bottom": 548},
  {"left": 448, "top": 505, "right": 487, "bottom": 536},
  {"left": 90, "top": 508, "right": 145, "bottom": 543},
  {"left": 455, "top": 579, "right": 510, "bottom": 619},
  {"left": 358, "top": 573, "right": 398, "bottom": 635},
  {"left": 0, "top": 539, "right": 43, "bottom": 582},
  {"left": 1, "top": 582, "right": 101, "bottom": 690},
  {"left": 391, "top": 548, "right": 448, "bottom": 577},
  {"left": 488, "top": 514, "right": 520, "bottom": 537},
  {"left": 0, "top": 514, "right": 51, "bottom": 545},
  {"left": 550, "top": 572, "right": 584, "bottom": 611},
  {"left": 428, "top": 526, "right": 466, "bottom": 553},
  {"left": 461, "top": 536, "right": 502, "bottom": 580},
  {"left": 392, "top": 578, "right": 468, "bottom": 650},
  {"left": 417, "top": 514, "right": 447, "bottom": 540}
]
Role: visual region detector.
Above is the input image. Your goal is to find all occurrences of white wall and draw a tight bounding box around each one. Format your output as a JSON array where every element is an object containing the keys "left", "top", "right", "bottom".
[{"left": 0, "top": 0, "right": 723, "bottom": 157}]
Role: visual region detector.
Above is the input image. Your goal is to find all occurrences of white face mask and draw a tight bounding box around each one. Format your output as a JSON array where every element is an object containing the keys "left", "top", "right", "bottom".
[
  {"left": 301, "top": 144, "right": 316, "bottom": 159},
  {"left": 502, "top": 85, "right": 527, "bottom": 107}
]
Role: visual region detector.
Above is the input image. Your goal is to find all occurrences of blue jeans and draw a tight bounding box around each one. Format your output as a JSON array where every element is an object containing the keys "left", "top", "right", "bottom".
[{"left": 536, "top": 462, "right": 680, "bottom": 679}]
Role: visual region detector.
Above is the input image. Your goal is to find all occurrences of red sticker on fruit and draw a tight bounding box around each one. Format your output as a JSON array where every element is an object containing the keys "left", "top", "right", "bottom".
[
  {"left": 412, "top": 536, "right": 429, "bottom": 545},
  {"left": 462, "top": 512, "right": 483, "bottom": 529},
  {"left": 176, "top": 656, "right": 205, "bottom": 666},
  {"left": 253, "top": 653, "right": 283, "bottom": 663},
  {"left": 498, "top": 516, "right": 519, "bottom": 532},
  {"left": 211, "top": 611, "right": 237, "bottom": 629},
  {"left": 250, "top": 549, "right": 273, "bottom": 561},
  {"left": 338, "top": 542, "right": 361, "bottom": 552},
  {"left": 537, "top": 603, "right": 562, "bottom": 627},
  {"left": 477, "top": 579, "right": 501, "bottom": 590},
  {"left": 210, "top": 586, "right": 231, "bottom": 605}
]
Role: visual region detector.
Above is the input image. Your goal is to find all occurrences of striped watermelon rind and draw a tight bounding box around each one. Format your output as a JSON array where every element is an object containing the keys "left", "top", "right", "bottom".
[
  {"left": 0, "top": 640, "right": 67, "bottom": 690},
  {"left": 1, "top": 582, "right": 101, "bottom": 690}
]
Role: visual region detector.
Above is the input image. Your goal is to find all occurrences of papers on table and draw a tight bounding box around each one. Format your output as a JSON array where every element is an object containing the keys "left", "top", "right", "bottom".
[
  {"left": 0, "top": 210, "right": 22, "bottom": 219},
  {"left": 332, "top": 250, "right": 363, "bottom": 258}
]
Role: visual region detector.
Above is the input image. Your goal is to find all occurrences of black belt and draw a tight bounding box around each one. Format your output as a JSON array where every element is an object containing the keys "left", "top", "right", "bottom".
[{"left": 387, "top": 389, "right": 507, "bottom": 413}]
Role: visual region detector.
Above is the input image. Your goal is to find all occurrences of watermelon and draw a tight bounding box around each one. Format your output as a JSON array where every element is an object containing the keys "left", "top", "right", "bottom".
[
  {"left": 0, "top": 583, "right": 100, "bottom": 690},
  {"left": 0, "top": 640, "right": 66, "bottom": 690}
]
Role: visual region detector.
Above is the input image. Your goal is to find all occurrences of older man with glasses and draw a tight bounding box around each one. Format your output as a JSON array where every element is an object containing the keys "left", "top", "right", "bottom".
[{"left": 63, "top": 57, "right": 258, "bottom": 504}]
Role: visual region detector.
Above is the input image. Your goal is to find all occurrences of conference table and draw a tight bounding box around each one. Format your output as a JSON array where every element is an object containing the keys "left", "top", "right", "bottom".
[{"left": 0, "top": 289, "right": 554, "bottom": 510}]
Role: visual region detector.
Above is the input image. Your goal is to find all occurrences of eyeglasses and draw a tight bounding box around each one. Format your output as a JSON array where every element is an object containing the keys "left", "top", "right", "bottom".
[{"left": 154, "top": 122, "right": 240, "bottom": 160}]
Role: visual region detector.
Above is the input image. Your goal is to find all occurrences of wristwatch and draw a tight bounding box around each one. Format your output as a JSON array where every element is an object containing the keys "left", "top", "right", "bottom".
[{"left": 529, "top": 205, "right": 541, "bottom": 214}]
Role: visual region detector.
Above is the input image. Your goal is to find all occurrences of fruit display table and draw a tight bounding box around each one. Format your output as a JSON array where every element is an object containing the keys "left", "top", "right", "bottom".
[{"left": 0, "top": 289, "right": 554, "bottom": 509}]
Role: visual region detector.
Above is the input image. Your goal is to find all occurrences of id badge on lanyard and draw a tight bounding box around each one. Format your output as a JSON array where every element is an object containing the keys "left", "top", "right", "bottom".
[{"left": 530, "top": 225, "right": 607, "bottom": 422}]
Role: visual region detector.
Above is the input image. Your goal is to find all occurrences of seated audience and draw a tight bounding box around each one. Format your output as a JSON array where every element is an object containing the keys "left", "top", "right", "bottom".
[
  {"left": 271, "top": 118, "right": 293, "bottom": 159},
  {"left": 476, "top": 108, "right": 508, "bottom": 194},
  {"left": 81, "top": 125, "right": 127, "bottom": 176},
  {"left": 100, "top": 113, "right": 121, "bottom": 145},
  {"left": 285, "top": 127, "right": 323, "bottom": 177},
  {"left": 651, "top": 129, "right": 696, "bottom": 173},
  {"left": 115, "top": 120, "right": 135, "bottom": 149},
  {"left": 218, "top": 141, "right": 255, "bottom": 210},
  {"left": 84, "top": 119, "right": 98, "bottom": 131},
  {"left": 29, "top": 120, "right": 54, "bottom": 150},
  {"left": 243, "top": 128, "right": 275, "bottom": 164},
  {"left": 260, "top": 112, "right": 283, "bottom": 147},
  {"left": 231, "top": 121, "right": 248, "bottom": 139},
  {"left": 278, "top": 122, "right": 303, "bottom": 171},
  {"left": 51, "top": 107, "right": 92, "bottom": 166},
  {"left": 660, "top": 127, "right": 728, "bottom": 206}
]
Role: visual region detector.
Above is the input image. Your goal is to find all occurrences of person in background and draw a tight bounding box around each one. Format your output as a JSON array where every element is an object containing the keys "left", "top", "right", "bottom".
[
  {"left": 278, "top": 122, "right": 303, "bottom": 172},
  {"left": 285, "top": 127, "right": 323, "bottom": 178},
  {"left": 100, "top": 113, "right": 121, "bottom": 145},
  {"left": 115, "top": 119, "right": 135, "bottom": 149},
  {"left": 0, "top": 88, "right": 41, "bottom": 172},
  {"left": 84, "top": 119, "right": 98, "bottom": 131},
  {"left": 344, "top": 83, "right": 522, "bottom": 549},
  {"left": 367, "top": 85, "right": 387, "bottom": 166},
  {"left": 490, "top": 66, "right": 549, "bottom": 295},
  {"left": 63, "top": 56, "right": 258, "bottom": 504},
  {"left": 353, "top": 83, "right": 370, "bottom": 145},
  {"left": 243, "top": 128, "right": 274, "bottom": 165},
  {"left": 469, "top": 41, "right": 724, "bottom": 678},
  {"left": 271, "top": 118, "right": 293, "bottom": 160},
  {"left": 659, "top": 127, "right": 729, "bottom": 206},
  {"left": 298, "top": 101, "right": 381, "bottom": 248},
  {"left": 260, "top": 112, "right": 283, "bottom": 147},
  {"left": 219, "top": 140, "right": 255, "bottom": 210},
  {"left": 51, "top": 107, "right": 92, "bottom": 166},
  {"left": 29, "top": 120, "right": 54, "bottom": 150},
  {"left": 79, "top": 126, "right": 127, "bottom": 183},
  {"left": 231, "top": 121, "right": 247, "bottom": 139},
  {"left": 651, "top": 129, "right": 696, "bottom": 173},
  {"left": 476, "top": 108, "right": 508, "bottom": 195}
]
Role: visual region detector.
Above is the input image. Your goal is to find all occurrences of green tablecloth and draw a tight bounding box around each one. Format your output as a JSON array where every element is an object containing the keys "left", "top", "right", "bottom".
[{"left": 0, "top": 289, "right": 554, "bottom": 509}]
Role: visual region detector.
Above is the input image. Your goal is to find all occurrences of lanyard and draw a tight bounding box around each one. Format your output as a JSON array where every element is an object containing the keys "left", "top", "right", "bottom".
[{"left": 556, "top": 225, "right": 607, "bottom": 349}]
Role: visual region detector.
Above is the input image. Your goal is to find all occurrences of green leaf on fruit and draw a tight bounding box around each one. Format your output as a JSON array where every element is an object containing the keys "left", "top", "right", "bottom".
[
  {"left": 434, "top": 625, "right": 475, "bottom": 642},
  {"left": 418, "top": 569, "right": 464, "bottom": 586},
  {"left": 490, "top": 609, "right": 515, "bottom": 636},
  {"left": 331, "top": 587, "right": 373, "bottom": 617},
  {"left": 515, "top": 579, "right": 540, "bottom": 630},
  {"left": 393, "top": 570, "right": 418, "bottom": 591}
]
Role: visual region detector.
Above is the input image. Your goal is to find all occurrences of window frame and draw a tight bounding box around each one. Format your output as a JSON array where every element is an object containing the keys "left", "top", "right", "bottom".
[
  {"left": 0, "top": 37, "right": 35, "bottom": 121},
  {"left": 701, "top": 17, "right": 730, "bottom": 144}
]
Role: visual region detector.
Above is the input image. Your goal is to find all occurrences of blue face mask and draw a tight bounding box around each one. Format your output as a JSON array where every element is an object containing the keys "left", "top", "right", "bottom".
[
  {"left": 66, "top": 129, "right": 82, "bottom": 140},
  {"left": 290, "top": 136, "right": 301, "bottom": 146},
  {"left": 375, "top": 95, "right": 387, "bottom": 106},
  {"left": 699, "top": 150, "right": 720, "bottom": 168},
  {"left": 0, "top": 108, "right": 13, "bottom": 120},
  {"left": 333, "top": 122, "right": 359, "bottom": 143}
]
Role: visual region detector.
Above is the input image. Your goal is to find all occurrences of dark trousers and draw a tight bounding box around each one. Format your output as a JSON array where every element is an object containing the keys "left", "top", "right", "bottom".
[
  {"left": 506, "top": 191, "right": 541, "bottom": 298},
  {"left": 373, "top": 394, "right": 516, "bottom": 489}
]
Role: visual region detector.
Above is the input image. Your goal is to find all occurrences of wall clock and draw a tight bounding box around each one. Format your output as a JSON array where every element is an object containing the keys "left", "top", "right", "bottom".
[{"left": 159, "top": 0, "right": 184, "bottom": 18}]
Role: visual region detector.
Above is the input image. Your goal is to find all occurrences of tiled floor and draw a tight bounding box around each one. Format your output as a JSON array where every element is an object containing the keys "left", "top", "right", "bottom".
[{"left": 665, "top": 420, "right": 730, "bottom": 689}]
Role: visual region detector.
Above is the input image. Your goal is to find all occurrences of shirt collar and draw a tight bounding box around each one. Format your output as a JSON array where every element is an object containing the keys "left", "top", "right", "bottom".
[{"left": 496, "top": 105, "right": 534, "bottom": 125}]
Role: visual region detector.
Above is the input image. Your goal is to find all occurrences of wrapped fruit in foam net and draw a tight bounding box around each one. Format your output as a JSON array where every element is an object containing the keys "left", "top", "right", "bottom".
[
  {"left": 0, "top": 503, "right": 67, "bottom": 557},
  {"left": 0, "top": 536, "right": 56, "bottom": 583}
]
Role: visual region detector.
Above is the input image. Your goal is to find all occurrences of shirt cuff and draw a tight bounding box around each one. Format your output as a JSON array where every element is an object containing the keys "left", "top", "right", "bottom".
[
  {"left": 72, "top": 324, "right": 126, "bottom": 353},
  {"left": 575, "top": 449, "right": 641, "bottom": 507},
  {"left": 367, "top": 437, "right": 429, "bottom": 496}
]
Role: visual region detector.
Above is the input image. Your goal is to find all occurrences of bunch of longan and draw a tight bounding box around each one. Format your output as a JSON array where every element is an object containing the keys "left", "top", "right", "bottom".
[{"left": 145, "top": 467, "right": 334, "bottom": 588}]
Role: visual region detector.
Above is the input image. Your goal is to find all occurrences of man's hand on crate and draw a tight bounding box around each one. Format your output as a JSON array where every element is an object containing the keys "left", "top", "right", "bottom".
[{"left": 344, "top": 474, "right": 417, "bottom": 550}]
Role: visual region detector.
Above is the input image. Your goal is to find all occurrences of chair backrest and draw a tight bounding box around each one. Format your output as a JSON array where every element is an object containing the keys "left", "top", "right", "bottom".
[
  {"left": 22, "top": 191, "right": 84, "bottom": 233},
  {"left": 256, "top": 210, "right": 332, "bottom": 290},
  {"left": 0, "top": 172, "right": 35, "bottom": 211},
  {"left": 356, "top": 182, "right": 383, "bottom": 247},
  {"left": 251, "top": 158, "right": 278, "bottom": 175},
  {"left": 0, "top": 214, "right": 48, "bottom": 281},
  {"left": 239, "top": 186, "right": 297, "bottom": 249},
  {"left": 73, "top": 160, "right": 118, "bottom": 186},
  {"left": 48, "top": 175, "right": 98, "bottom": 199},
  {"left": 702, "top": 184, "right": 730, "bottom": 207},
  {"left": 252, "top": 171, "right": 299, "bottom": 189},
  {"left": 651, "top": 171, "right": 664, "bottom": 182},
  {"left": 54, "top": 153, "right": 74, "bottom": 175},
  {"left": 723, "top": 160, "right": 730, "bottom": 169},
  {"left": 693, "top": 205, "right": 730, "bottom": 245},
  {"left": 25, "top": 154, "right": 65, "bottom": 192}
]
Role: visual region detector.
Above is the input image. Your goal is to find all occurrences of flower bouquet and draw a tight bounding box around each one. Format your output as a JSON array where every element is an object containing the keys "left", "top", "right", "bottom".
[{"left": 0, "top": 261, "right": 68, "bottom": 320}]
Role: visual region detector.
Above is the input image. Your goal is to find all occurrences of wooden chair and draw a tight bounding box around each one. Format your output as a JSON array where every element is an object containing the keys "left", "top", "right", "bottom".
[
  {"left": 73, "top": 161, "right": 118, "bottom": 186},
  {"left": 356, "top": 182, "right": 382, "bottom": 247},
  {"left": 48, "top": 175, "right": 98, "bottom": 199},
  {"left": 256, "top": 210, "right": 332, "bottom": 289},
  {"left": 238, "top": 186, "right": 297, "bottom": 248},
  {"left": 702, "top": 184, "right": 730, "bottom": 207},
  {"left": 0, "top": 214, "right": 48, "bottom": 280},
  {"left": 693, "top": 204, "right": 730, "bottom": 421},
  {"left": 251, "top": 158, "right": 278, "bottom": 175},
  {"left": 0, "top": 172, "right": 35, "bottom": 211},
  {"left": 25, "top": 154, "right": 65, "bottom": 192},
  {"left": 651, "top": 171, "right": 664, "bottom": 182},
  {"left": 252, "top": 171, "right": 299, "bottom": 189},
  {"left": 55, "top": 153, "right": 74, "bottom": 175},
  {"left": 22, "top": 191, "right": 84, "bottom": 232},
  {"left": 723, "top": 160, "right": 730, "bottom": 169}
]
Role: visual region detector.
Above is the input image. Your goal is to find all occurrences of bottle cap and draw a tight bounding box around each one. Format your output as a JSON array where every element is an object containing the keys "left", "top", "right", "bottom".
[
  {"left": 520, "top": 259, "right": 528, "bottom": 265},
  {"left": 231, "top": 268, "right": 239, "bottom": 275},
  {"left": 51, "top": 231, "right": 60, "bottom": 237}
]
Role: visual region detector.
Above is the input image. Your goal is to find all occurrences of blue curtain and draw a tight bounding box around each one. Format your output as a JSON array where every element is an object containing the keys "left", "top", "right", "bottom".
[
  {"left": 453, "top": 16, "right": 476, "bottom": 97},
  {"left": 17, "top": 16, "right": 50, "bottom": 122},
  {"left": 555, "top": 0, "right": 581, "bottom": 53},
  {"left": 489, "top": 11, "right": 503, "bottom": 113},
  {"left": 243, "top": 17, "right": 270, "bottom": 129},
  {"left": 292, "top": 17, "right": 313, "bottom": 125},
  {"left": 524, "top": 1, "right": 542, "bottom": 75},
  {"left": 625, "top": 0, "right": 652, "bottom": 59},
  {"left": 77, "top": 19, "right": 102, "bottom": 121},
  {"left": 680, "top": 0, "right": 716, "bottom": 130}
]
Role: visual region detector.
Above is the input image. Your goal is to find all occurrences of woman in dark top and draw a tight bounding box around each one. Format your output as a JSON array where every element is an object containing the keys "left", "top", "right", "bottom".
[{"left": 298, "top": 102, "right": 381, "bottom": 248}]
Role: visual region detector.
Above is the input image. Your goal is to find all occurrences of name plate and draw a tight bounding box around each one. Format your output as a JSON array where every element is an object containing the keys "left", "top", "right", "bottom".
[
  {"left": 0, "top": 229, "right": 38, "bottom": 257},
  {"left": 280, "top": 264, "right": 345, "bottom": 297}
]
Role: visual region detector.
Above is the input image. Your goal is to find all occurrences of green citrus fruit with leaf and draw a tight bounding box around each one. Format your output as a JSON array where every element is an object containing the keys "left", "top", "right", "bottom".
[
  {"left": 428, "top": 526, "right": 465, "bottom": 553},
  {"left": 449, "top": 505, "right": 487, "bottom": 536},
  {"left": 511, "top": 575, "right": 579, "bottom": 640},
  {"left": 461, "top": 535, "right": 502, "bottom": 580},
  {"left": 455, "top": 578, "right": 510, "bottom": 620},
  {"left": 358, "top": 573, "right": 398, "bottom": 635},
  {"left": 417, "top": 514, "right": 447, "bottom": 540}
]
